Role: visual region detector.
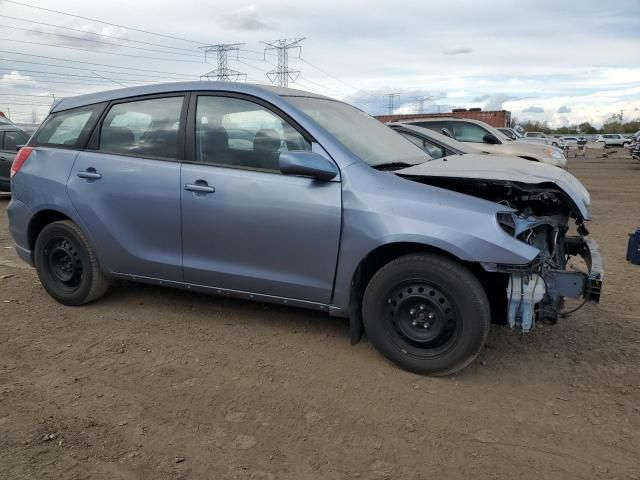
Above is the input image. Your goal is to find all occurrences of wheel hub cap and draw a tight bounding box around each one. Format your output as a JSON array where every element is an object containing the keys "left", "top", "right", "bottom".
[{"left": 387, "top": 283, "right": 457, "bottom": 346}]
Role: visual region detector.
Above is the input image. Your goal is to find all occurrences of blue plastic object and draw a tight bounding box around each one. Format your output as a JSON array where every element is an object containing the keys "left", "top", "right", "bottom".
[{"left": 627, "top": 228, "right": 640, "bottom": 265}]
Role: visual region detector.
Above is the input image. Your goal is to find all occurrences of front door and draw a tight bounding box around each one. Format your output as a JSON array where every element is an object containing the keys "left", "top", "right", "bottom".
[
  {"left": 181, "top": 94, "right": 342, "bottom": 303},
  {"left": 67, "top": 95, "right": 186, "bottom": 281}
]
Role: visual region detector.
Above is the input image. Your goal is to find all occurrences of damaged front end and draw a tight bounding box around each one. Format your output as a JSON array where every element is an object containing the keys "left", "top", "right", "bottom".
[
  {"left": 403, "top": 174, "right": 604, "bottom": 332},
  {"left": 493, "top": 209, "right": 603, "bottom": 331}
]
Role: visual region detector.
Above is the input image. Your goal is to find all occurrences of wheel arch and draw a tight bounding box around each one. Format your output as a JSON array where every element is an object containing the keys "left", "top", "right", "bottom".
[
  {"left": 28, "top": 209, "right": 72, "bottom": 251},
  {"left": 345, "top": 241, "right": 506, "bottom": 343}
]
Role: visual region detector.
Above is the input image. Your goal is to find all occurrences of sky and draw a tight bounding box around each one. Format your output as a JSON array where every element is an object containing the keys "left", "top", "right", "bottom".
[{"left": 0, "top": 0, "right": 639, "bottom": 126}]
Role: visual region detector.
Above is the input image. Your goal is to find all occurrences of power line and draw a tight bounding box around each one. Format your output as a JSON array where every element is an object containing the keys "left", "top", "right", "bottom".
[
  {"left": 0, "top": 58, "right": 198, "bottom": 81},
  {"left": 415, "top": 95, "right": 434, "bottom": 113},
  {"left": 0, "top": 24, "right": 203, "bottom": 59},
  {"left": 0, "top": 37, "right": 206, "bottom": 64},
  {"left": 382, "top": 93, "right": 400, "bottom": 115},
  {"left": 0, "top": 62, "right": 195, "bottom": 82},
  {"left": 262, "top": 38, "right": 305, "bottom": 87},
  {"left": 297, "top": 57, "right": 378, "bottom": 99},
  {"left": 0, "top": 14, "right": 201, "bottom": 54},
  {"left": 199, "top": 44, "right": 246, "bottom": 82},
  {"left": 0, "top": 50, "right": 197, "bottom": 77},
  {"left": 0, "top": 67, "right": 160, "bottom": 83},
  {"left": 3, "top": 0, "right": 208, "bottom": 45}
]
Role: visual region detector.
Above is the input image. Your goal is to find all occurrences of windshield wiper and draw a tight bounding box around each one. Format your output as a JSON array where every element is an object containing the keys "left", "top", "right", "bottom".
[{"left": 372, "top": 161, "right": 416, "bottom": 171}]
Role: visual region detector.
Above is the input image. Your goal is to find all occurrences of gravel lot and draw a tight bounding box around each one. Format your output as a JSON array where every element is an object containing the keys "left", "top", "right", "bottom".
[{"left": 1, "top": 150, "right": 639, "bottom": 480}]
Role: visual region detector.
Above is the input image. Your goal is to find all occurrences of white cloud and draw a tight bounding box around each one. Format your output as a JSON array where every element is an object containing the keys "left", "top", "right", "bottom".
[
  {"left": 557, "top": 105, "right": 571, "bottom": 113},
  {"left": 522, "top": 106, "right": 545, "bottom": 113},
  {"left": 442, "top": 47, "right": 472, "bottom": 55},
  {"left": 222, "top": 5, "right": 271, "bottom": 30}
]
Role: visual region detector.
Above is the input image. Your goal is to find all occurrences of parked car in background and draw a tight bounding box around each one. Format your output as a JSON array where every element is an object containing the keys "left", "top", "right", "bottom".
[
  {"left": 389, "top": 123, "right": 476, "bottom": 158},
  {"left": 597, "top": 134, "right": 631, "bottom": 147},
  {"left": 562, "top": 136, "right": 579, "bottom": 147},
  {"left": 524, "top": 131, "right": 565, "bottom": 148},
  {"left": 497, "top": 127, "right": 521, "bottom": 140},
  {"left": 1, "top": 124, "right": 30, "bottom": 192},
  {"left": 400, "top": 117, "right": 567, "bottom": 168},
  {"left": 7, "top": 82, "right": 602, "bottom": 376}
]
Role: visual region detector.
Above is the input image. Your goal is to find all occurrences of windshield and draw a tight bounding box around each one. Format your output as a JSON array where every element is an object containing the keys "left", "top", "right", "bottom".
[{"left": 286, "top": 96, "right": 429, "bottom": 167}]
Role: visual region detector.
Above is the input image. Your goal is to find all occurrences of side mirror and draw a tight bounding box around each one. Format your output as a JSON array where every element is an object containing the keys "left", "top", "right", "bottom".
[
  {"left": 483, "top": 133, "right": 500, "bottom": 144},
  {"left": 440, "top": 128, "right": 453, "bottom": 138},
  {"left": 279, "top": 151, "right": 338, "bottom": 181},
  {"left": 16, "top": 144, "right": 24, "bottom": 152}
]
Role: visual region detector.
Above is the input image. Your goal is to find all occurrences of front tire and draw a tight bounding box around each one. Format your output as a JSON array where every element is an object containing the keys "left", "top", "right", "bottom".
[
  {"left": 34, "top": 220, "right": 109, "bottom": 305},
  {"left": 362, "top": 254, "right": 490, "bottom": 376}
]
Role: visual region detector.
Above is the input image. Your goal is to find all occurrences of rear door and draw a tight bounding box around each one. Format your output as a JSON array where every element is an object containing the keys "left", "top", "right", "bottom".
[
  {"left": 67, "top": 94, "right": 186, "bottom": 281},
  {"left": 180, "top": 93, "right": 342, "bottom": 303}
]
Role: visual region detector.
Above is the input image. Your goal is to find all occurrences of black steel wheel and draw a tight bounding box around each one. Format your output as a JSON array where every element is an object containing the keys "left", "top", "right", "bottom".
[
  {"left": 34, "top": 220, "right": 109, "bottom": 305},
  {"left": 363, "top": 253, "right": 490, "bottom": 376}
]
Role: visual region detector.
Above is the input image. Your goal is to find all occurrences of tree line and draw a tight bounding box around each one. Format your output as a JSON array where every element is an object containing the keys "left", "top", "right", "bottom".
[{"left": 513, "top": 115, "right": 640, "bottom": 135}]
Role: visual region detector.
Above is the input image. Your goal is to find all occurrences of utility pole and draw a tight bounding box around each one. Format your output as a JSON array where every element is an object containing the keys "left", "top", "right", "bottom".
[
  {"left": 261, "top": 37, "right": 305, "bottom": 87},
  {"left": 382, "top": 93, "right": 400, "bottom": 115},
  {"left": 416, "top": 95, "right": 434, "bottom": 114},
  {"left": 199, "top": 43, "right": 247, "bottom": 81}
]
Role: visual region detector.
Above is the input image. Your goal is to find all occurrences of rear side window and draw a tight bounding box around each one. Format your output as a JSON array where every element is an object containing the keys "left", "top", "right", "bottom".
[
  {"left": 98, "top": 96, "right": 184, "bottom": 159},
  {"left": 33, "top": 105, "right": 102, "bottom": 147},
  {"left": 451, "top": 122, "right": 490, "bottom": 143},
  {"left": 2, "top": 130, "right": 29, "bottom": 151}
]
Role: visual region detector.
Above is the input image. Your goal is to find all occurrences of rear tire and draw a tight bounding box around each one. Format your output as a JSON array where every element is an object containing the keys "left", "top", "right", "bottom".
[
  {"left": 362, "top": 254, "right": 490, "bottom": 376},
  {"left": 34, "top": 220, "right": 109, "bottom": 305}
]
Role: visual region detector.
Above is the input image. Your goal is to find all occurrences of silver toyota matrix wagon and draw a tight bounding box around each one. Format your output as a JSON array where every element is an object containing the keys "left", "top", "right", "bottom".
[{"left": 7, "top": 82, "right": 603, "bottom": 375}]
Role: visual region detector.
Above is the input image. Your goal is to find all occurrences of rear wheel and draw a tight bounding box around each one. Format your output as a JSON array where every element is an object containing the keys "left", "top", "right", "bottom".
[
  {"left": 362, "top": 254, "right": 490, "bottom": 376},
  {"left": 34, "top": 220, "right": 109, "bottom": 305}
]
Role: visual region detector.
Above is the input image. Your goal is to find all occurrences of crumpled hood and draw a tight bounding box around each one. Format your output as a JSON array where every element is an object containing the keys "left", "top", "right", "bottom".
[{"left": 396, "top": 154, "right": 591, "bottom": 220}]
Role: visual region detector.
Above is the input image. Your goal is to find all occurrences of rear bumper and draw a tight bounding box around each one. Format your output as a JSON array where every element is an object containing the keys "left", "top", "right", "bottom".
[{"left": 6, "top": 197, "right": 33, "bottom": 266}]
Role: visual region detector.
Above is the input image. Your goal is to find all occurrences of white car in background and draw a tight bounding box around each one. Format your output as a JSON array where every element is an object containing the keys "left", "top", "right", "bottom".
[
  {"left": 524, "top": 131, "right": 566, "bottom": 149},
  {"left": 562, "top": 136, "right": 579, "bottom": 147},
  {"left": 597, "top": 134, "right": 631, "bottom": 147},
  {"left": 400, "top": 118, "right": 567, "bottom": 168}
]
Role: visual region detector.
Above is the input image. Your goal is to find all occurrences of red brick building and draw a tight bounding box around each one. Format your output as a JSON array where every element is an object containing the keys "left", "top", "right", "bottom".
[{"left": 374, "top": 109, "right": 511, "bottom": 128}]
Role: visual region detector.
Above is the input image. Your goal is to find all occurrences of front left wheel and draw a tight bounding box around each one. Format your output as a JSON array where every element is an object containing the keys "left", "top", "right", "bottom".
[
  {"left": 34, "top": 220, "right": 109, "bottom": 306},
  {"left": 362, "top": 254, "right": 491, "bottom": 376}
]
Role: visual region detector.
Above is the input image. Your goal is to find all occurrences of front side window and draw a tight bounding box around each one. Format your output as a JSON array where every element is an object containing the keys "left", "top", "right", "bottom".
[
  {"left": 286, "top": 96, "right": 427, "bottom": 167},
  {"left": 99, "top": 96, "right": 183, "bottom": 159},
  {"left": 2, "top": 130, "right": 28, "bottom": 151},
  {"left": 195, "top": 96, "right": 311, "bottom": 172},
  {"left": 33, "top": 105, "right": 100, "bottom": 147},
  {"left": 451, "top": 122, "right": 491, "bottom": 143}
]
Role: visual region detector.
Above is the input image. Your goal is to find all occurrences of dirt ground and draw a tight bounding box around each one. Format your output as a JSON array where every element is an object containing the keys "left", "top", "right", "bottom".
[{"left": 1, "top": 149, "right": 639, "bottom": 480}]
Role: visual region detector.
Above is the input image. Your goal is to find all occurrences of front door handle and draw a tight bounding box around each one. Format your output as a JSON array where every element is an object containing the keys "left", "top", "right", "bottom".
[
  {"left": 185, "top": 181, "right": 215, "bottom": 194},
  {"left": 77, "top": 168, "right": 102, "bottom": 180}
]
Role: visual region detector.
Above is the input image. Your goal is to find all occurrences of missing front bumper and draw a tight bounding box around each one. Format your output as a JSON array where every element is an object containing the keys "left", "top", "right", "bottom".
[{"left": 506, "top": 236, "right": 603, "bottom": 332}]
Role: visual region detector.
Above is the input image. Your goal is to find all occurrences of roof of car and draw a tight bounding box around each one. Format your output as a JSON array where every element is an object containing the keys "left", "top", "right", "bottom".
[
  {"left": 0, "top": 124, "right": 28, "bottom": 133},
  {"left": 51, "top": 81, "right": 332, "bottom": 113},
  {"left": 400, "top": 116, "right": 490, "bottom": 127}
]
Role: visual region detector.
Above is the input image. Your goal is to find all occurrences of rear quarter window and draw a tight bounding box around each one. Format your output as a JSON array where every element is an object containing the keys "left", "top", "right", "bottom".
[{"left": 32, "top": 103, "right": 105, "bottom": 148}]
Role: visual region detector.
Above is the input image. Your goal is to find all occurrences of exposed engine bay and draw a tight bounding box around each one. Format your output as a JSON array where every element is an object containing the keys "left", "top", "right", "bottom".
[{"left": 400, "top": 175, "right": 604, "bottom": 332}]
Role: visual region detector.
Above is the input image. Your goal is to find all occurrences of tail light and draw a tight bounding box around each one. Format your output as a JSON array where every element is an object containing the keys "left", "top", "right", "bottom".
[{"left": 10, "top": 147, "right": 33, "bottom": 178}]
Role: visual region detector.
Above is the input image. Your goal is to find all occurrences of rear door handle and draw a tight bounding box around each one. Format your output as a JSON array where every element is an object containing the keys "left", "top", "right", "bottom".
[
  {"left": 77, "top": 168, "right": 102, "bottom": 180},
  {"left": 184, "top": 182, "right": 215, "bottom": 194}
]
